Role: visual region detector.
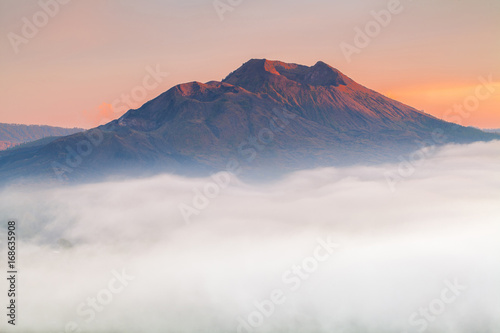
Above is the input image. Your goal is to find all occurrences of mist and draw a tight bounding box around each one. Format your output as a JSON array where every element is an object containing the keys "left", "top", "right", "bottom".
[{"left": 0, "top": 141, "right": 499, "bottom": 333}]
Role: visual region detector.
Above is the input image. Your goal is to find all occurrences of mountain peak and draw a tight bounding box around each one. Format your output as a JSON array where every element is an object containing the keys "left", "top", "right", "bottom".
[
  {"left": 223, "top": 59, "right": 347, "bottom": 89},
  {"left": 306, "top": 61, "right": 346, "bottom": 86},
  {"left": 234, "top": 59, "right": 301, "bottom": 74}
]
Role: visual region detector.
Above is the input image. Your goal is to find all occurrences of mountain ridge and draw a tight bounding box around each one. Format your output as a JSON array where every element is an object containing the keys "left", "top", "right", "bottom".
[{"left": 0, "top": 123, "right": 84, "bottom": 151}]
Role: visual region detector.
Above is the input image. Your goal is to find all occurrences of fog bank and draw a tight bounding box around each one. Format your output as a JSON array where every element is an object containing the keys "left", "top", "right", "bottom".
[{"left": 0, "top": 141, "right": 499, "bottom": 333}]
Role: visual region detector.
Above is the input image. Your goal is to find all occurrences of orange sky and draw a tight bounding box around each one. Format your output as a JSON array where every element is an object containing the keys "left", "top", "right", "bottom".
[{"left": 0, "top": 0, "right": 499, "bottom": 129}]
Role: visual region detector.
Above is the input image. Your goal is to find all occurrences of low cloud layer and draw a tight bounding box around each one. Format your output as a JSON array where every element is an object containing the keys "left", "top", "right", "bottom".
[{"left": 0, "top": 141, "right": 499, "bottom": 333}]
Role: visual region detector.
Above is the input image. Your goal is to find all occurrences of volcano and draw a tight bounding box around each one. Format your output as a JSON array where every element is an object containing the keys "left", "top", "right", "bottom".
[{"left": 0, "top": 59, "right": 497, "bottom": 184}]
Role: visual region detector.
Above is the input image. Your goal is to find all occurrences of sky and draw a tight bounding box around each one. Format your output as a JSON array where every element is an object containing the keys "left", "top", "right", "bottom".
[
  {"left": 0, "top": 0, "right": 499, "bottom": 129},
  {"left": 1, "top": 140, "right": 499, "bottom": 332}
]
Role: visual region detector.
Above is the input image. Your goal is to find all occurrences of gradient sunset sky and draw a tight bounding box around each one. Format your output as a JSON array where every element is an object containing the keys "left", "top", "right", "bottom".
[{"left": 1, "top": 0, "right": 499, "bottom": 129}]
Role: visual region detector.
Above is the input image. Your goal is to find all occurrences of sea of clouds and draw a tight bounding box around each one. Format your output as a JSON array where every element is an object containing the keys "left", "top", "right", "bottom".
[{"left": 0, "top": 140, "right": 499, "bottom": 333}]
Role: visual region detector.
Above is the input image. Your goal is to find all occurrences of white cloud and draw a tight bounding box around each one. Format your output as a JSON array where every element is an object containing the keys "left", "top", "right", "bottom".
[{"left": 0, "top": 141, "right": 499, "bottom": 333}]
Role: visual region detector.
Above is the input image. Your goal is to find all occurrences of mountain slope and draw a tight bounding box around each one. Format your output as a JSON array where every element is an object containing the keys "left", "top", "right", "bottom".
[{"left": 0, "top": 59, "right": 497, "bottom": 184}]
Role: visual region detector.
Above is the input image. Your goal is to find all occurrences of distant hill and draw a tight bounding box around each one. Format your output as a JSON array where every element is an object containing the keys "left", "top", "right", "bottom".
[
  {"left": 483, "top": 128, "right": 500, "bottom": 134},
  {"left": 0, "top": 59, "right": 498, "bottom": 184},
  {"left": 0, "top": 123, "right": 83, "bottom": 151}
]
